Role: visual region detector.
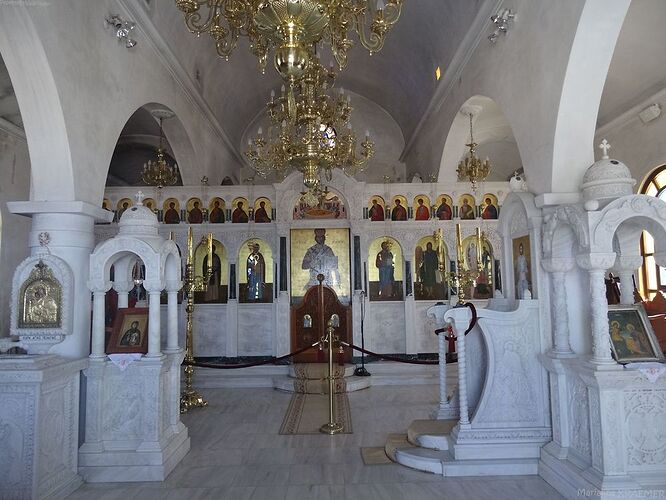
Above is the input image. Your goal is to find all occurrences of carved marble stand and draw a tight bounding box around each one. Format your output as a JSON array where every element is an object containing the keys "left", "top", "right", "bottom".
[
  {"left": 540, "top": 357, "right": 666, "bottom": 499},
  {"left": 0, "top": 354, "right": 86, "bottom": 500},
  {"left": 78, "top": 352, "right": 190, "bottom": 482}
]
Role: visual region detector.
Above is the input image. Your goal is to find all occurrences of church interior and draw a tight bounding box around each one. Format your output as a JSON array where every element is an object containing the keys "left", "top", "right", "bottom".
[{"left": 2, "top": 1, "right": 666, "bottom": 499}]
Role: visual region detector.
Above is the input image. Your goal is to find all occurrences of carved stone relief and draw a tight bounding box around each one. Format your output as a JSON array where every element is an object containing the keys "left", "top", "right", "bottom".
[{"left": 624, "top": 390, "right": 666, "bottom": 467}]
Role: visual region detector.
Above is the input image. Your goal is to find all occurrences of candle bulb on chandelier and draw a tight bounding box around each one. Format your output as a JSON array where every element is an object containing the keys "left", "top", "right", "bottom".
[{"left": 258, "top": 127, "right": 263, "bottom": 136}]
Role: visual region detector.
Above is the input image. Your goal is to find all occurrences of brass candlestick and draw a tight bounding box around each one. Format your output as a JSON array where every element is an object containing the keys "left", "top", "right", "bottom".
[
  {"left": 437, "top": 224, "right": 480, "bottom": 305},
  {"left": 320, "top": 316, "right": 343, "bottom": 435},
  {"left": 180, "top": 228, "right": 213, "bottom": 413}
]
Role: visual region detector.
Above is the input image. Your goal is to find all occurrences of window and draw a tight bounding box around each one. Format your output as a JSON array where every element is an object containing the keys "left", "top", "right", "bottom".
[{"left": 639, "top": 165, "right": 666, "bottom": 299}]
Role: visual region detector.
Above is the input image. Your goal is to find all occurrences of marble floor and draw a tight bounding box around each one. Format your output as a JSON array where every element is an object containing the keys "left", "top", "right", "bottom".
[{"left": 68, "top": 384, "right": 564, "bottom": 500}]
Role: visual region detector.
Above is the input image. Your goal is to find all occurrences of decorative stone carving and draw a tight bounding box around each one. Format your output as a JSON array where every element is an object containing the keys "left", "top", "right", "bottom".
[
  {"left": 624, "top": 390, "right": 666, "bottom": 467},
  {"left": 568, "top": 375, "right": 591, "bottom": 463},
  {"left": 542, "top": 205, "right": 590, "bottom": 259}
]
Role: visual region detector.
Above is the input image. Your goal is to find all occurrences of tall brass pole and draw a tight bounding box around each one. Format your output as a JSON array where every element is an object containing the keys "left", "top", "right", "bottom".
[
  {"left": 180, "top": 227, "right": 209, "bottom": 413},
  {"left": 320, "top": 317, "right": 343, "bottom": 435}
]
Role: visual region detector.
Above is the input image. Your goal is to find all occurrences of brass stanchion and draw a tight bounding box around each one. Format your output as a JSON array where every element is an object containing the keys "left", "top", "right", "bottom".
[
  {"left": 180, "top": 228, "right": 212, "bottom": 413},
  {"left": 319, "top": 316, "right": 343, "bottom": 435}
]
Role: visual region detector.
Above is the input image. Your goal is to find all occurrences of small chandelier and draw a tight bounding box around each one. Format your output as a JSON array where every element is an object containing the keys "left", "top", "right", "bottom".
[
  {"left": 142, "top": 111, "right": 179, "bottom": 189},
  {"left": 175, "top": 0, "right": 403, "bottom": 81},
  {"left": 457, "top": 112, "right": 491, "bottom": 191},
  {"left": 245, "top": 54, "right": 374, "bottom": 191}
]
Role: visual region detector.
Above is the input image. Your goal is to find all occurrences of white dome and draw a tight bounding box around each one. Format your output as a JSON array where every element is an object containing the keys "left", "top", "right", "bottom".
[
  {"left": 118, "top": 203, "right": 159, "bottom": 237},
  {"left": 582, "top": 142, "right": 635, "bottom": 207}
]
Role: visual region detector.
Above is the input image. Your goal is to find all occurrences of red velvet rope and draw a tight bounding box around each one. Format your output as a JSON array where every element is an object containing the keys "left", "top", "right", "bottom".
[{"left": 184, "top": 342, "right": 319, "bottom": 369}]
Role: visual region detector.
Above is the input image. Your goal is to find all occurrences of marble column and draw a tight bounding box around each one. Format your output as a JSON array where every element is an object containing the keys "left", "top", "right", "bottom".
[
  {"left": 90, "top": 290, "right": 107, "bottom": 358},
  {"left": 165, "top": 290, "right": 180, "bottom": 353},
  {"left": 114, "top": 280, "right": 133, "bottom": 309},
  {"left": 8, "top": 201, "right": 112, "bottom": 357},
  {"left": 614, "top": 255, "right": 642, "bottom": 305},
  {"left": 576, "top": 253, "right": 616, "bottom": 364},
  {"left": 542, "top": 257, "right": 575, "bottom": 357},
  {"left": 146, "top": 289, "right": 162, "bottom": 357}
]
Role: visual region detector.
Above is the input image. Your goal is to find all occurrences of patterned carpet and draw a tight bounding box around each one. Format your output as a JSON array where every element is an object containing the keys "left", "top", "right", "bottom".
[{"left": 279, "top": 392, "right": 353, "bottom": 434}]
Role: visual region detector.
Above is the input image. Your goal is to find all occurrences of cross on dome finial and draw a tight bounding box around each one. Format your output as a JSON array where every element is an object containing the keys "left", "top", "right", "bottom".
[
  {"left": 135, "top": 191, "right": 145, "bottom": 205},
  {"left": 599, "top": 139, "right": 611, "bottom": 160}
]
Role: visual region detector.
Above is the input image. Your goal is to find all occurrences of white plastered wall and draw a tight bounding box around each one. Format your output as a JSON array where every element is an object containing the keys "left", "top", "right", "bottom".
[
  {"left": 0, "top": 131, "right": 30, "bottom": 337},
  {"left": 404, "top": 0, "right": 631, "bottom": 196},
  {"left": 0, "top": 1, "right": 242, "bottom": 206}
]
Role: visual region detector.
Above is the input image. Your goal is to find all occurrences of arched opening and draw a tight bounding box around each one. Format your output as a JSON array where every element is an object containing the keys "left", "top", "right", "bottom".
[
  {"left": 637, "top": 165, "right": 666, "bottom": 299},
  {"left": 439, "top": 96, "right": 523, "bottom": 185}
]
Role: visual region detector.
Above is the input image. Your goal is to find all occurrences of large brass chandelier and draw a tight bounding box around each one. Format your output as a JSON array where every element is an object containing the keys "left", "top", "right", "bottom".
[
  {"left": 457, "top": 112, "right": 491, "bottom": 191},
  {"left": 142, "top": 111, "right": 179, "bottom": 189},
  {"left": 245, "top": 54, "right": 374, "bottom": 192},
  {"left": 175, "top": 0, "right": 403, "bottom": 81}
]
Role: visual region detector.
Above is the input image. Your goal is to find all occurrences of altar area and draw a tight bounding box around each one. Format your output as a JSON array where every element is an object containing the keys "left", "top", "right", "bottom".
[{"left": 97, "top": 171, "right": 509, "bottom": 363}]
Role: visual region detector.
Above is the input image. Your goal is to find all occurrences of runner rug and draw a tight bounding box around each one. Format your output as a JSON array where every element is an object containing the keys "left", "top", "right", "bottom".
[{"left": 279, "top": 392, "right": 353, "bottom": 435}]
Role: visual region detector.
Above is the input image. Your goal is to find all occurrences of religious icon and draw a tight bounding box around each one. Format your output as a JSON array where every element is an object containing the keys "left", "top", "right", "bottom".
[
  {"left": 413, "top": 195, "right": 431, "bottom": 220},
  {"left": 435, "top": 194, "right": 453, "bottom": 220},
  {"left": 293, "top": 189, "right": 347, "bottom": 219},
  {"left": 481, "top": 194, "right": 499, "bottom": 220},
  {"left": 239, "top": 239, "right": 273, "bottom": 303},
  {"left": 414, "top": 236, "right": 446, "bottom": 300},
  {"left": 608, "top": 305, "right": 664, "bottom": 362},
  {"left": 116, "top": 198, "right": 133, "bottom": 220},
  {"left": 231, "top": 197, "right": 249, "bottom": 223},
  {"left": 208, "top": 197, "right": 225, "bottom": 223},
  {"left": 194, "top": 239, "right": 228, "bottom": 303},
  {"left": 143, "top": 198, "right": 156, "bottom": 213},
  {"left": 303, "top": 314, "right": 312, "bottom": 328},
  {"left": 368, "top": 196, "right": 385, "bottom": 221},
  {"left": 368, "top": 237, "right": 403, "bottom": 301},
  {"left": 163, "top": 198, "right": 181, "bottom": 224},
  {"left": 391, "top": 195, "right": 408, "bottom": 221},
  {"left": 512, "top": 235, "right": 531, "bottom": 299},
  {"left": 187, "top": 198, "right": 204, "bottom": 224},
  {"left": 458, "top": 194, "right": 476, "bottom": 220},
  {"left": 107, "top": 308, "right": 148, "bottom": 354},
  {"left": 18, "top": 260, "right": 62, "bottom": 328},
  {"left": 253, "top": 197, "right": 272, "bottom": 223},
  {"left": 462, "top": 234, "right": 494, "bottom": 299},
  {"left": 290, "top": 228, "right": 350, "bottom": 303}
]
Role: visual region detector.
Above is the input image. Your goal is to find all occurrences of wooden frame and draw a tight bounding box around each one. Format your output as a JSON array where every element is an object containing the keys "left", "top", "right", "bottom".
[
  {"left": 608, "top": 304, "right": 665, "bottom": 363},
  {"left": 106, "top": 307, "right": 149, "bottom": 354}
]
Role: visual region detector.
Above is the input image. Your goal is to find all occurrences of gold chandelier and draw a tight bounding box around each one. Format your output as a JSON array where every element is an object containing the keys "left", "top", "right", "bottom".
[
  {"left": 142, "top": 112, "right": 179, "bottom": 189},
  {"left": 245, "top": 55, "right": 374, "bottom": 192},
  {"left": 175, "top": 0, "right": 403, "bottom": 81},
  {"left": 457, "top": 112, "right": 491, "bottom": 191}
]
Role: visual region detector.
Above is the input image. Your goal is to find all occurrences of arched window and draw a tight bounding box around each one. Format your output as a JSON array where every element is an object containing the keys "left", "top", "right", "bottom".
[{"left": 638, "top": 165, "right": 666, "bottom": 299}]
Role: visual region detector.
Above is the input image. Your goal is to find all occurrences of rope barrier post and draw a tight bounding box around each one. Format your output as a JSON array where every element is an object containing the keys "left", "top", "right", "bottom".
[
  {"left": 320, "top": 317, "right": 343, "bottom": 435},
  {"left": 354, "top": 290, "right": 371, "bottom": 376}
]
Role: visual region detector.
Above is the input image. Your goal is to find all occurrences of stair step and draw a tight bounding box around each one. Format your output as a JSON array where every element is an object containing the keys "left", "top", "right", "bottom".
[
  {"left": 384, "top": 433, "right": 414, "bottom": 462},
  {"left": 272, "top": 374, "right": 371, "bottom": 393},
  {"left": 407, "top": 419, "right": 456, "bottom": 450},
  {"left": 394, "top": 447, "right": 450, "bottom": 474}
]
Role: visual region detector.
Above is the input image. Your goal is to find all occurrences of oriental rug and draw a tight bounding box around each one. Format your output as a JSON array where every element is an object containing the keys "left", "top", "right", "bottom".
[{"left": 279, "top": 392, "right": 353, "bottom": 435}]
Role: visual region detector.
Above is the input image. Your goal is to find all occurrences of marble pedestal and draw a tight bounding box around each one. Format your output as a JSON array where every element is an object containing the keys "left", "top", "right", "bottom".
[
  {"left": 540, "top": 356, "right": 666, "bottom": 499},
  {"left": 79, "top": 351, "right": 190, "bottom": 482},
  {"left": 0, "top": 354, "right": 86, "bottom": 500}
]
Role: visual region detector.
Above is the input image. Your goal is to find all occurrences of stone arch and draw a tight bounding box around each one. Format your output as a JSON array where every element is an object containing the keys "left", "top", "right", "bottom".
[
  {"left": 0, "top": 7, "right": 74, "bottom": 200},
  {"left": 550, "top": 0, "right": 631, "bottom": 193},
  {"left": 108, "top": 103, "right": 198, "bottom": 189},
  {"left": 592, "top": 195, "right": 666, "bottom": 256}
]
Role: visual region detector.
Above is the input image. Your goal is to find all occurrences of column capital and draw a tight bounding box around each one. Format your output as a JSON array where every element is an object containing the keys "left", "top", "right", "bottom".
[
  {"left": 7, "top": 200, "right": 113, "bottom": 223},
  {"left": 576, "top": 252, "right": 616, "bottom": 271},
  {"left": 614, "top": 254, "right": 643, "bottom": 272},
  {"left": 112, "top": 280, "right": 134, "bottom": 294},
  {"left": 541, "top": 257, "right": 575, "bottom": 274},
  {"left": 143, "top": 281, "right": 164, "bottom": 293}
]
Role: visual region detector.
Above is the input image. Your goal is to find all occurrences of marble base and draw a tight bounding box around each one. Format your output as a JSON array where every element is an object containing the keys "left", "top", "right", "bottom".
[
  {"left": 79, "top": 424, "right": 190, "bottom": 483},
  {"left": 0, "top": 354, "right": 86, "bottom": 500}
]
